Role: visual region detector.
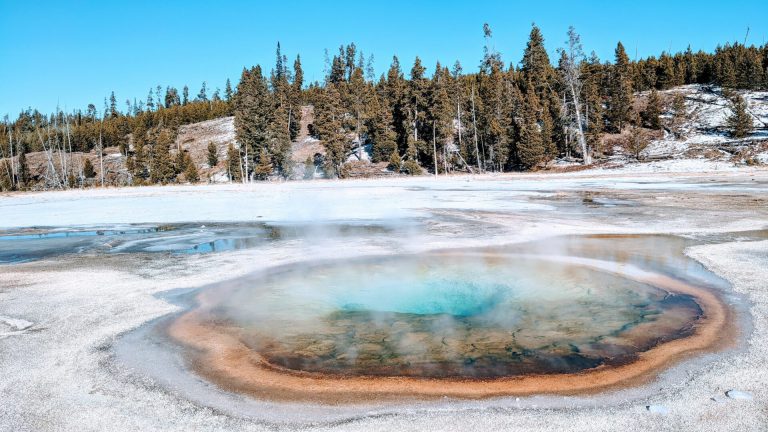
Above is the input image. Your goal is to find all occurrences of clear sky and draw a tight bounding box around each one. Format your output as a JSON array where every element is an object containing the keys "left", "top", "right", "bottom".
[{"left": 1, "top": 0, "right": 766, "bottom": 117}]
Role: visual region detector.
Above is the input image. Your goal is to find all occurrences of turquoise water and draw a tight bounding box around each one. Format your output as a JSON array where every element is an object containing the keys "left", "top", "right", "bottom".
[{"left": 205, "top": 243, "right": 708, "bottom": 378}]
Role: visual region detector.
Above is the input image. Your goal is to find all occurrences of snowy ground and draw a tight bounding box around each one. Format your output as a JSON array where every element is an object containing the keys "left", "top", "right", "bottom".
[
  {"left": 641, "top": 84, "right": 768, "bottom": 161},
  {"left": 1, "top": 169, "right": 768, "bottom": 431}
]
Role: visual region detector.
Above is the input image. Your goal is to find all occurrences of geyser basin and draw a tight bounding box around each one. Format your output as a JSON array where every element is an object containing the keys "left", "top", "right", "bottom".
[{"left": 168, "top": 236, "right": 731, "bottom": 403}]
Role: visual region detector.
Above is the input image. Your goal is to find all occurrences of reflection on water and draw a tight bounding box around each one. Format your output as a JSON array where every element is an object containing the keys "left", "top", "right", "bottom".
[
  {"left": 199, "top": 235, "right": 718, "bottom": 378},
  {"left": 0, "top": 222, "right": 405, "bottom": 264}
]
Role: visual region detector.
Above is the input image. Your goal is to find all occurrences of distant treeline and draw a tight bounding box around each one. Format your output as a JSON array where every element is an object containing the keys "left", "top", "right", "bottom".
[{"left": 1, "top": 24, "right": 766, "bottom": 189}]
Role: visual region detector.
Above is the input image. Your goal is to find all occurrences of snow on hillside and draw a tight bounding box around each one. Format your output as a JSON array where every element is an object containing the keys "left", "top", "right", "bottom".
[{"left": 642, "top": 85, "right": 768, "bottom": 160}]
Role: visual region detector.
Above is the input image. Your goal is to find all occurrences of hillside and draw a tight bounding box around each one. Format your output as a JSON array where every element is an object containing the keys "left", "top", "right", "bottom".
[{"left": 4, "top": 85, "right": 768, "bottom": 190}]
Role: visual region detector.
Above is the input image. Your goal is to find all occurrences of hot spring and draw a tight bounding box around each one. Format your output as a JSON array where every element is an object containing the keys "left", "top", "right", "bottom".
[{"left": 167, "top": 235, "right": 732, "bottom": 403}]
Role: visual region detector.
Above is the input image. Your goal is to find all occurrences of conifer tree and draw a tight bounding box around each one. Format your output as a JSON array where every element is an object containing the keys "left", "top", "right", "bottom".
[
  {"left": 184, "top": 153, "right": 199, "bottom": 183},
  {"left": 520, "top": 24, "right": 560, "bottom": 158},
  {"left": 146, "top": 89, "right": 155, "bottom": 111},
  {"left": 182, "top": 86, "right": 189, "bottom": 105},
  {"left": 224, "top": 79, "right": 233, "bottom": 101},
  {"left": 625, "top": 109, "right": 649, "bottom": 160},
  {"left": 607, "top": 42, "right": 634, "bottom": 131},
  {"left": 150, "top": 129, "right": 176, "bottom": 183},
  {"left": 642, "top": 89, "right": 663, "bottom": 130},
  {"left": 314, "top": 84, "right": 347, "bottom": 176},
  {"left": 165, "top": 87, "right": 180, "bottom": 108},
  {"left": 388, "top": 148, "right": 402, "bottom": 172},
  {"left": 234, "top": 65, "right": 274, "bottom": 180},
  {"left": 428, "top": 64, "right": 455, "bottom": 172},
  {"left": 253, "top": 147, "right": 273, "bottom": 180},
  {"left": 17, "top": 147, "right": 29, "bottom": 187},
  {"left": 384, "top": 56, "right": 409, "bottom": 155},
  {"left": 401, "top": 57, "right": 430, "bottom": 166},
  {"left": 683, "top": 45, "right": 700, "bottom": 84},
  {"left": 293, "top": 55, "right": 304, "bottom": 93},
  {"left": 521, "top": 24, "right": 554, "bottom": 97},
  {"left": 83, "top": 158, "right": 96, "bottom": 178},
  {"left": 516, "top": 85, "right": 545, "bottom": 168},
  {"left": 207, "top": 142, "right": 219, "bottom": 167},
  {"left": 726, "top": 94, "right": 754, "bottom": 138},
  {"left": 226, "top": 142, "right": 242, "bottom": 182},
  {"left": 368, "top": 92, "right": 398, "bottom": 162},
  {"left": 581, "top": 52, "right": 604, "bottom": 155},
  {"left": 197, "top": 82, "right": 208, "bottom": 102},
  {"left": 269, "top": 102, "right": 293, "bottom": 176},
  {"left": 131, "top": 123, "right": 149, "bottom": 181},
  {"left": 109, "top": 92, "right": 118, "bottom": 118},
  {"left": 669, "top": 93, "right": 688, "bottom": 138}
]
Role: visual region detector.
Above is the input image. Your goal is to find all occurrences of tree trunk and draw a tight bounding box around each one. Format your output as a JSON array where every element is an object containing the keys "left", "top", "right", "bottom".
[
  {"left": 569, "top": 81, "right": 591, "bottom": 165},
  {"left": 471, "top": 84, "right": 481, "bottom": 172},
  {"left": 432, "top": 121, "right": 438, "bottom": 177}
]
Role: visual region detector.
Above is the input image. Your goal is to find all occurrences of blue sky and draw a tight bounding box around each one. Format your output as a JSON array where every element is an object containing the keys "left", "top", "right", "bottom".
[{"left": 1, "top": 0, "right": 766, "bottom": 117}]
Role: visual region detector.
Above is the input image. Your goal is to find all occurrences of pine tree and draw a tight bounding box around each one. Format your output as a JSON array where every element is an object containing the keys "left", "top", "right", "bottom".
[
  {"left": 224, "top": 79, "right": 233, "bottom": 101},
  {"left": 626, "top": 110, "right": 650, "bottom": 160},
  {"left": 516, "top": 85, "right": 545, "bottom": 168},
  {"left": 184, "top": 153, "right": 199, "bottom": 183},
  {"left": 131, "top": 124, "right": 149, "bottom": 182},
  {"left": 428, "top": 64, "right": 455, "bottom": 172},
  {"left": 314, "top": 84, "right": 347, "bottom": 176},
  {"left": 109, "top": 92, "right": 118, "bottom": 118},
  {"left": 388, "top": 148, "right": 402, "bottom": 172},
  {"left": 83, "top": 158, "right": 96, "bottom": 178},
  {"left": 253, "top": 147, "right": 273, "bottom": 180},
  {"left": 683, "top": 45, "right": 699, "bottom": 84},
  {"left": 146, "top": 89, "right": 155, "bottom": 111},
  {"left": 520, "top": 24, "right": 560, "bottom": 158},
  {"left": 726, "top": 94, "right": 754, "bottom": 138},
  {"left": 17, "top": 147, "right": 29, "bottom": 187},
  {"left": 293, "top": 55, "right": 304, "bottom": 93},
  {"left": 226, "top": 142, "right": 242, "bottom": 182},
  {"left": 269, "top": 101, "right": 293, "bottom": 177},
  {"left": 581, "top": 52, "right": 604, "bottom": 156},
  {"left": 520, "top": 24, "right": 554, "bottom": 97},
  {"left": 182, "top": 86, "right": 189, "bottom": 105},
  {"left": 150, "top": 129, "right": 176, "bottom": 184},
  {"left": 642, "top": 89, "right": 663, "bottom": 129},
  {"left": 401, "top": 57, "right": 430, "bottom": 166},
  {"left": 207, "top": 142, "right": 219, "bottom": 167},
  {"left": 368, "top": 93, "right": 398, "bottom": 162},
  {"left": 165, "top": 87, "right": 180, "bottom": 108},
  {"left": 669, "top": 93, "right": 688, "bottom": 138},
  {"left": 234, "top": 65, "right": 274, "bottom": 180},
  {"left": 384, "top": 56, "right": 409, "bottom": 156},
  {"left": 197, "top": 82, "right": 208, "bottom": 102},
  {"left": 607, "top": 42, "right": 634, "bottom": 132}
]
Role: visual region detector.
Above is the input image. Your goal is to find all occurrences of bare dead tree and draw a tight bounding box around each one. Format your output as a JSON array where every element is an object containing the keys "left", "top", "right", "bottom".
[
  {"left": 470, "top": 83, "right": 481, "bottom": 172},
  {"left": 98, "top": 124, "right": 105, "bottom": 187},
  {"left": 38, "top": 127, "right": 62, "bottom": 189},
  {"left": 432, "top": 121, "right": 438, "bottom": 177},
  {"left": 8, "top": 128, "right": 16, "bottom": 189},
  {"left": 558, "top": 26, "right": 591, "bottom": 165}
]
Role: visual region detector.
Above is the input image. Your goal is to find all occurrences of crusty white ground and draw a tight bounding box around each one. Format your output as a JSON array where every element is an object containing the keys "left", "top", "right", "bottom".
[{"left": 0, "top": 170, "right": 767, "bottom": 431}]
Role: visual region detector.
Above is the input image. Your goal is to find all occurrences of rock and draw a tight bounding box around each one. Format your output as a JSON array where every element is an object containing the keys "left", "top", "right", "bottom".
[
  {"left": 726, "top": 390, "right": 753, "bottom": 400},
  {"left": 646, "top": 405, "right": 669, "bottom": 415}
]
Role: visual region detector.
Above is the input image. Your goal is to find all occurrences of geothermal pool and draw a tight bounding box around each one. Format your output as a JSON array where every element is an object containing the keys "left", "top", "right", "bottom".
[{"left": 163, "top": 234, "right": 732, "bottom": 403}]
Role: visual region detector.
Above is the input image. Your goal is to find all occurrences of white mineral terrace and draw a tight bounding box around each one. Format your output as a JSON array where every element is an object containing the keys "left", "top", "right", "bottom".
[{"left": 1, "top": 169, "right": 767, "bottom": 431}]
